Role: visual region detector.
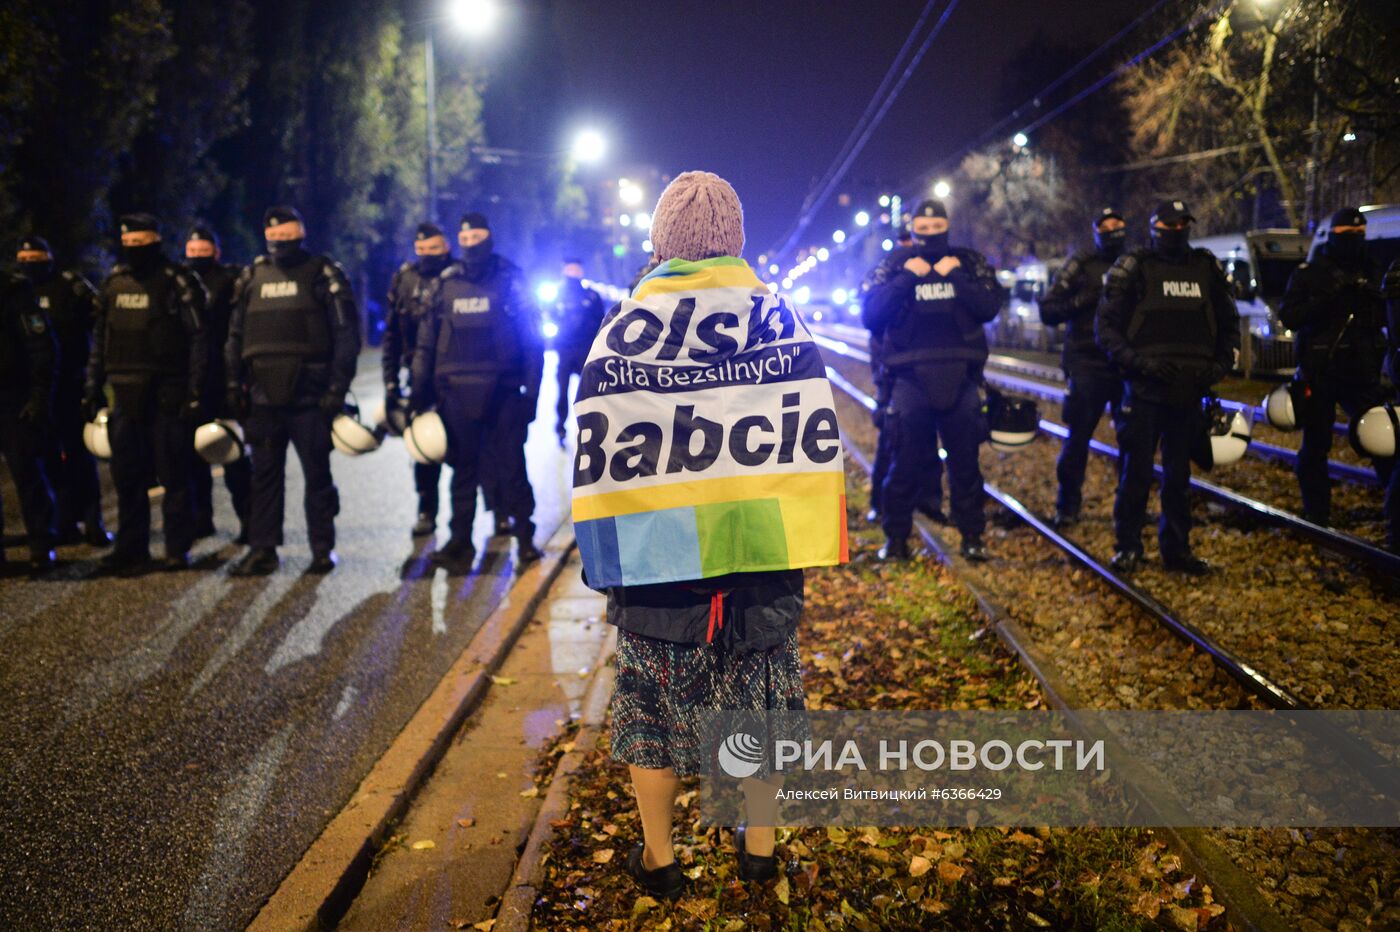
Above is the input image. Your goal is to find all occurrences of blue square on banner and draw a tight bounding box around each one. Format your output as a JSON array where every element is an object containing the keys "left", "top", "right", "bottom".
[
  {"left": 615, "top": 507, "right": 702, "bottom": 585},
  {"left": 575, "top": 517, "right": 622, "bottom": 587}
]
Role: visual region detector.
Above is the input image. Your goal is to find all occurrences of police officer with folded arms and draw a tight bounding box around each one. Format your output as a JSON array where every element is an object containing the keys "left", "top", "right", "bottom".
[
  {"left": 0, "top": 268, "right": 58, "bottom": 575},
  {"left": 225, "top": 207, "right": 359, "bottom": 576},
  {"left": 385, "top": 223, "right": 452, "bottom": 537},
  {"left": 1039, "top": 207, "right": 1128, "bottom": 527},
  {"left": 184, "top": 226, "right": 252, "bottom": 543},
  {"left": 411, "top": 211, "right": 543, "bottom": 572},
  {"left": 862, "top": 198, "right": 1003, "bottom": 561},
  {"left": 86, "top": 213, "right": 208, "bottom": 575},
  {"left": 1096, "top": 200, "right": 1239, "bottom": 575},
  {"left": 15, "top": 235, "right": 109, "bottom": 546},
  {"left": 1278, "top": 207, "right": 1392, "bottom": 529},
  {"left": 552, "top": 257, "right": 606, "bottom": 444}
]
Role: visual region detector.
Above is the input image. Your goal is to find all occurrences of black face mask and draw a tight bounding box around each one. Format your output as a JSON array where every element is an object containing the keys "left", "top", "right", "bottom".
[
  {"left": 267, "top": 239, "right": 307, "bottom": 266},
  {"left": 1151, "top": 227, "right": 1190, "bottom": 259},
  {"left": 187, "top": 256, "right": 215, "bottom": 275},
  {"left": 1325, "top": 232, "right": 1365, "bottom": 267},
  {"left": 913, "top": 232, "right": 949, "bottom": 260},
  {"left": 416, "top": 253, "right": 451, "bottom": 277},
  {"left": 461, "top": 240, "right": 493, "bottom": 278},
  {"left": 1095, "top": 228, "right": 1127, "bottom": 259},
  {"left": 122, "top": 243, "right": 164, "bottom": 272},
  {"left": 18, "top": 260, "right": 54, "bottom": 283}
]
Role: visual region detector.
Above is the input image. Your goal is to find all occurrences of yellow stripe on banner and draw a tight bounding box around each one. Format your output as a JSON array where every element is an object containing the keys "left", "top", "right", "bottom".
[
  {"left": 779, "top": 494, "right": 846, "bottom": 566},
  {"left": 632, "top": 266, "right": 765, "bottom": 300},
  {"left": 572, "top": 470, "right": 844, "bottom": 522}
]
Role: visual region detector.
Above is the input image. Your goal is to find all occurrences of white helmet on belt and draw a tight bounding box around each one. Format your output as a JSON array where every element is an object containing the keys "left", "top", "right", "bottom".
[
  {"left": 1263, "top": 382, "right": 1302, "bottom": 431},
  {"left": 82, "top": 408, "right": 112, "bottom": 460},
  {"left": 404, "top": 410, "right": 448, "bottom": 465},
  {"left": 986, "top": 388, "right": 1039, "bottom": 452},
  {"left": 194, "top": 419, "right": 245, "bottom": 465},
  {"left": 1350, "top": 403, "right": 1398, "bottom": 459},
  {"left": 331, "top": 402, "right": 383, "bottom": 456},
  {"left": 1203, "top": 401, "right": 1252, "bottom": 468}
]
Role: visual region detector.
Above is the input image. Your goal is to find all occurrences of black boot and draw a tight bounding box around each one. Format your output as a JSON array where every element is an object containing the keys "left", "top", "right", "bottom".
[
  {"left": 230, "top": 547, "right": 279, "bottom": 577},
  {"left": 960, "top": 538, "right": 989, "bottom": 562},
  {"left": 429, "top": 538, "right": 476, "bottom": 573},
  {"left": 878, "top": 537, "right": 910, "bottom": 561},
  {"left": 625, "top": 843, "right": 686, "bottom": 900},
  {"left": 734, "top": 826, "right": 778, "bottom": 882},
  {"left": 411, "top": 512, "right": 436, "bottom": 537},
  {"left": 307, "top": 550, "right": 337, "bottom": 575},
  {"left": 1110, "top": 550, "right": 1142, "bottom": 574},
  {"left": 1162, "top": 553, "right": 1211, "bottom": 576},
  {"left": 100, "top": 549, "right": 154, "bottom": 577}
]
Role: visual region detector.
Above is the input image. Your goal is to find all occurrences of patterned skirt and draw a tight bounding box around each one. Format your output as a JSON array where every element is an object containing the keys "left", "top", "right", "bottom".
[{"left": 610, "top": 629, "right": 808, "bottom": 777}]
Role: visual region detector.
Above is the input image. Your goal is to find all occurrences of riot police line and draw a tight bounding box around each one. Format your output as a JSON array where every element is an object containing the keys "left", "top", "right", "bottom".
[
  {"left": 860, "top": 198, "right": 1400, "bottom": 566},
  {"left": 2, "top": 206, "right": 595, "bottom": 578}
]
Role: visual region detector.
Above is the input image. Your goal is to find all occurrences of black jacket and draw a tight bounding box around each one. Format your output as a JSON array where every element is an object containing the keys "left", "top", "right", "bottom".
[
  {"left": 861, "top": 246, "right": 1003, "bottom": 365},
  {"left": 1278, "top": 253, "right": 1386, "bottom": 381},
  {"left": 1383, "top": 259, "right": 1400, "bottom": 384},
  {"left": 1040, "top": 250, "right": 1116, "bottom": 377},
  {"left": 554, "top": 279, "right": 606, "bottom": 353},
  {"left": 383, "top": 260, "right": 439, "bottom": 389},
  {"left": 89, "top": 259, "right": 208, "bottom": 404},
  {"left": 33, "top": 269, "right": 97, "bottom": 387},
  {"left": 0, "top": 274, "right": 55, "bottom": 404},
  {"left": 605, "top": 569, "right": 804, "bottom": 655}
]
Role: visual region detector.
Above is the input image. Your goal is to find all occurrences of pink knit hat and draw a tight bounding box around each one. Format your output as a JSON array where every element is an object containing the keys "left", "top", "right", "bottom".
[{"left": 649, "top": 171, "right": 745, "bottom": 262}]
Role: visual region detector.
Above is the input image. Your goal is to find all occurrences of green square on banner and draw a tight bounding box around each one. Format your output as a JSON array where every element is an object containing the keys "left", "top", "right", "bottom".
[{"left": 694, "top": 498, "right": 789, "bottom": 575}]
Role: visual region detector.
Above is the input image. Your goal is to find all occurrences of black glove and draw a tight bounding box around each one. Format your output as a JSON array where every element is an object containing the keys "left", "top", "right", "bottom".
[
  {"left": 1138, "top": 358, "right": 1179, "bottom": 382},
  {"left": 82, "top": 390, "right": 104, "bottom": 422},
  {"left": 225, "top": 384, "right": 249, "bottom": 420},
  {"left": 19, "top": 395, "right": 45, "bottom": 424},
  {"left": 319, "top": 391, "right": 345, "bottom": 422},
  {"left": 385, "top": 382, "right": 401, "bottom": 407}
]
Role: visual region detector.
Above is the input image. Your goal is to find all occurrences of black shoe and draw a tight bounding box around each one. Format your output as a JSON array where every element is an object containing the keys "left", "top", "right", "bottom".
[
  {"left": 411, "top": 513, "right": 436, "bottom": 537},
  {"left": 430, "top": 539, "right": 476, "bottom": 572},
  {"left": 100, "top": 549, "right": 153, "bottom": 577},
  {"left": 307, "top": 551, "right": 337, "bottom": 574},
  {"left": 192, "top": 519, "right": 217, "bottom": 540},
  {"left": 960, "top": 538, "right": 989, "bottom": 562},
  {"left": 1162, "top": 554, "right": 1211, "bottom": 576},
  {"left": 516, "top": 538, "right": 543, "bottom": 567},
  {"left": 625, "top": 843, "right": 686, "bottom": 900},
  {"left": 84, "top": 523, "right": 114, "bottom": 547},
  {"left": 28, "top": 549, "right": 57, "bottom": 577},
  {"left": 234, "top": 527, "right": 249, "bottom": 546},
  {"left": 1050, "top": 511, "right": 1079, "bottom": 530},
  {"left": 865, "top": 507, "right": 881, "bottom": 525},
  {"left": 56, "top": 524, "right": 84, "bottom": 546},
  {"left": 1110, "top": 550, "right": 1142, "bottom": 574},
  {"left": 917, "top": 503, "right": 948, "bottom": 525},
  {"left": 492, "top": 515, "right": 513, "bottom": 537},
  {"left": 878, "top": 538, "right": 910, "bottom": 561},
  {"left": 735, "top": 826, "right": 778, "bottom": 882},
  {"left": 160, "top": 552, "right": 190, "bottom": 572},
  {"left": 230, "top": 547, "right": 279, "bottom": 577}
]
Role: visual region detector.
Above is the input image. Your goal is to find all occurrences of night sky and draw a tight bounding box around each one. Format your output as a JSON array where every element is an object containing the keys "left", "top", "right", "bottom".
[{"left": 549, "top": 0, "right": 1156, "bottom": 260}]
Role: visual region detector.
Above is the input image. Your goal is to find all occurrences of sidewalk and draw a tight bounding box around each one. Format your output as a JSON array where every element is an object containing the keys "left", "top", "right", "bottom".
[{"left": 338, "top": 553, "right": 612, "bottom": 930}]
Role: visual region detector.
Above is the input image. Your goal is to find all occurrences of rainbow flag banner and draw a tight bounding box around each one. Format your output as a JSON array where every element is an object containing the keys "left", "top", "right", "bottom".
[{"left": 571, "top": 257, "right": 848, "bottom": 588}]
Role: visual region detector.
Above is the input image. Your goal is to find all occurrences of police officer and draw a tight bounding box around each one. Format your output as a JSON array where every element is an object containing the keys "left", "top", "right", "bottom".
[
  {"left": 0, "top": 269, "right": 58, "bottom": 574},
  {"left": 552, "top": 258, "right": 605, "bottom": 443},
  {"left": 863, "top": 199, "right": 1003, "bottom": 561},
  {"left": 411, "top": 211, "right": 543, "bottom": 572},
  {"left": 1039, "top": 208, "right": 1128, "bottom": 527},
  {"left": 1096, "top": 200, "right": 1239, "bottom": 575},
  {"left": 385, "top": 223, "right": 451, "bottom": 537},
  {"left": 1278, "top": 207, "right": 1392, "bottom": 529},
  {"left": 86, "top": 213, "right": 208, "bottom": 574},
  {"left": 1382, "top": 258, "right": 1400, "bottom": 553},
  {"left": 15, "top": 235, "right": 109, "bottom": 545},
  {"left": 184, "top": 226, "right": 252, "bottom": 542},
  {"left": 225, "top": 206, "right": 360, "bottom": 576}
]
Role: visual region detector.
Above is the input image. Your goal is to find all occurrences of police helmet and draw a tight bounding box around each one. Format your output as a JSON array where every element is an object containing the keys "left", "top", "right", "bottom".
[
  {"left": 372, "top": 395, "right": 411, "bottom": 438},
  {"left": 986, "top": 388, "right": 1039, "bottom": 452},
  {"left": 331, "top": 402, "right": 382, "bottom": 456},
  {"left": 1194, "top": 398, "right": 1251, "bottom": 469},
  {"left": 1349, "top": 403, "right": 1397, "bottom": 459},
  {"left": 404, "top": 410, "right": 448, "bottom": 465},
  {"left": 83, "top": 408, "right": 112, "bottom": 460},
  {"left": 1262, "top": 382, "right": 1302, "bottom": 431},
  {"left": 194, "top": 419, "right": 245, "bottom": 465}
]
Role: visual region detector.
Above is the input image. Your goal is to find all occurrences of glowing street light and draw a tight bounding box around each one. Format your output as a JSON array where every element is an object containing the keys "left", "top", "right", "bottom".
[
  {"left": 878, "top": 195, "right": 891, "bottom": 207},
  {"left": 618, "top": 178, "right": 644, "bottom": 205},
  {"left": 933, "top": 179, "right": 952, "bottom": 199},
  {"left": 641, "top": 238, "right": 653, "bottom": 253},
  {"left": 768, "top": 263, "right": 780, "bottom": 275},
  {"left": 832, "top": 287, "right": 849, "bottom": 304},
  {"left": 794, "top": 285, "right": 811, "bottom": 304},
  {"left": 832, "top": 229, "right": 846, "bottom": 244},
  {"left": 1012, "top": 132, "right": 1029, "bottom": 149},
  {"left": 816, "top": 247, "right": 830, "bottom": 262},
  {"left": 855, "top": 210, "right": 870, "bottom": 227},
  {"left": 535, "top": 281, "right": 559, "bottom": 303},
  {"left": 618, "top": 213, "right": 631, "bottom": 227},
  {"left": 633, "top": 211, "right": 651, "bottom": 230},
  {"left": 447, "top": 0, "right": 499, "bottom": 36},
  {"left": 781, "top": 277, "right": 793, "bottom": 290},
  {"left": 572, "top": 129, "right": 607, "bottom": 164},
  {"left": 881, "top": 238, "right": 893, "bottom": 251}
]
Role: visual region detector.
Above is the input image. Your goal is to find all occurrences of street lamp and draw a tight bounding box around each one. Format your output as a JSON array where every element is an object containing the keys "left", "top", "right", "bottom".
[
  {"left": 933, "top": 179, "right": 952, "bottom": 199},
  {"left": 854, "top": 210, "right": 870, "bottom": 226},
  {"left": 572, "top": 129, "right": 607, "bottom": 164},
  {"left": 426, "top": 0, "right": 499, "bottom": 223},
  {"left": 1012, "top": 132, "right": 1029, "bottom": 149}
]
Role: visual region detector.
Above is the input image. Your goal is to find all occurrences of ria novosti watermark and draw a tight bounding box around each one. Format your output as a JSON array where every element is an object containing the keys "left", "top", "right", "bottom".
[{"left": 696, "top": 711, "right": 1400, "bottom": 828}]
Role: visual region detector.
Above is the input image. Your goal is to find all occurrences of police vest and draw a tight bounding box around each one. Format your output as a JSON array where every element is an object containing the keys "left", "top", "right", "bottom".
[
  {"left": 1124, "top": 252, "right": 1217, "bottom": 365},
  {"left": 1293, "top": 257, "right": 1385, "bottom": 374},
  {"left": 103, "top": 266, "right": 187, "bottom": 377},
  {"left": 883, "top": 258, "right": 988, "bottom": 369},
  {"left": 432, "top": 271, "right": 522, "bottom": 380},
  {"left": 1063, "top": 254, "right": 1113, "bottom": 361},
  {"left": 242, "top": 259, "right": 331, "bottom": 361},
  {"left": 35, "top": 273, "right": 91, "bottom": 375}
]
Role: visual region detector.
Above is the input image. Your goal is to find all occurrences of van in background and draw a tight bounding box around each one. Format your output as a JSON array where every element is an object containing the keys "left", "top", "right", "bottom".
[{"left": 1193, "top": 229, "right": 1310, "bottom": 375}]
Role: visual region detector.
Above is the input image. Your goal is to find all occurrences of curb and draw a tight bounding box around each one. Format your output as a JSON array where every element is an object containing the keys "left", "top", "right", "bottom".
[
  {"left": 248, "top": 525, "right": 576, "bottom": 932},
  {"left": 495, "top": 628, "right": 617, "bottom": 932}
]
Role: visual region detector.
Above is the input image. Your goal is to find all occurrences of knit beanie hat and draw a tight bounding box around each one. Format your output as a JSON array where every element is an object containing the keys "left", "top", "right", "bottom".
[{"left": 649, "top": 171, "right": 745, "bottom": 262}]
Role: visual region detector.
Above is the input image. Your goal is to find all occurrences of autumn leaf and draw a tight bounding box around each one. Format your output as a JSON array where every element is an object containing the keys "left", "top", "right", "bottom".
[
  {"left": 411, "top": 839, "right": 436, "bottom": 851},
  {"left": 938, "top": 861, "right": 966, "bottom": 883},
  {"left": 592, "top": 848, "right": 615, "bottom": 864},
  {"left": 490, "top": 675, "right": 517, "bottom": 686},
  {"left": 456, "top": 818, "right": 475, "bottom": 828},
  {"left": 909, "top": 855, "right": 933, "bottom": 877}
]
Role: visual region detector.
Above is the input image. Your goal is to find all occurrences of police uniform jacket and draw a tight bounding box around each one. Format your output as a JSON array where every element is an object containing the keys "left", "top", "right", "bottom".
[
  {"left": 32, "top": 269, "right": 97, "bottom": 388},
  {"left": 1039, "top": 249, "right": 1116, "bottom": 377},
  {"left": 1095, "top": 247, "right": 1239, "bottom": 406},
  {"left": 382, "top": 261, "right": 438, "bottom": 390},
  {"left": 1278, "top": 253, "right": 1386, "bottom": 382},
  {"left": 0, "top": 274, "right": 56, "bottom": 405}
]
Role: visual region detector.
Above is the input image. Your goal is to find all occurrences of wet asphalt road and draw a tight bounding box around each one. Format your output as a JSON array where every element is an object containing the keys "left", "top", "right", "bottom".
[{"left": 0, "top": 352, "right": 574, "bottom": 930}]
